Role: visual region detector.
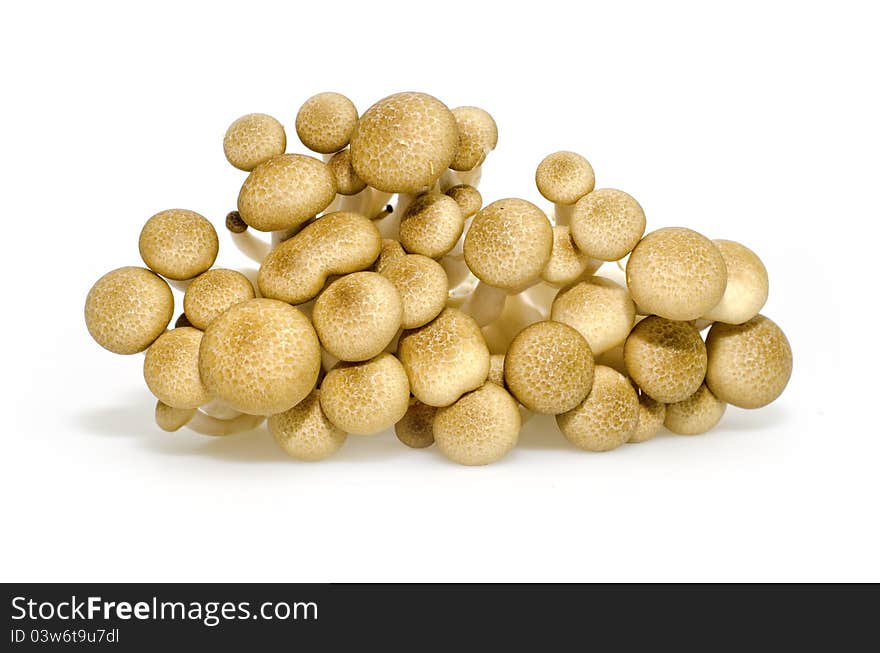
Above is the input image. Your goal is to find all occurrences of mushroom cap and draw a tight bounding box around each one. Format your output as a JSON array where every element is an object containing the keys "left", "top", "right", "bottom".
[
  {"left": 380, "top": 254, "right": 449, "bottom": 329},
  {"left": 629, "top": 391, "right": 666, "bottom": 443},
  {"left": 259, "top": 212, "right": 381, "bottom": 305},
  {"left": 624, "top": 316, "right": 708, "bottom": 403},
  {"left": 664, "top": 383, "right": 726, "bottom": 435},
  {"left": 183, "top": 268, "right": 256, "bottom": 330},
  {"left": 487, "top": 354, "right": 506, "bottom": 386},
  {"left": 327, "top": 148, "right": 367, "bottom": 196},
  {"left": 550, "top": 276, "right": 636, "bottom": 355},
  {"left": 198, "top": 298, "right": 320, "bottom": 415},
  {"left": 504, "top": 321, "right": 595, "bottom": 414},
  {"left": 433, "top": 382, "right": 520, "bottom": 465},
  {"left": 398, "top": 307, "right": 490, "bottom": 407},
  {"left": 319, "top": 353, "right": 410, "bottom": 435},
  {"left": 139, "top": 209, "right": 219, "bottom": 280},
  {"left": 237, "top": 154, "right": 337, "bottom": 232},
  {"left": 445, "top": 184, "right": 482, "bottom": 218},
  {"left": 556, "top": 365, "right": 639, "bottom": 452},
  {"left": 571, "top": 189, "right": 646, "bottom": 261},
  {"left": 85, "top": 266, "right": 174, "bottom": 354},
  {"left": 398, "top": 193, "right": 465, "bottom": 258},
  {"left": 268, "top": 389, "right": 347, "bottom": 461},
  {"left": 144, "top": 327, "right": 210, "bottom": 409},
  {"left": 702, "top": 239, "right": 769, "bottom": 324},
  {"left": 374, "top": 238, "right": 407, "bottom": 274},
  {"left": 295, "top": 92, "right": 358, "bottom": 154},
  {"left": 349, "top": 92, "right": 458, "bottom": 193},
  {"left": 594, "top": 343, "right": 628, "bottom": 376},
  {"left": 535, "top": 151, "right": 595, "bottom": 205},
  {"left": 464, "top": 198, "right": 553, "bottom": 291},
  {"left": 705, "top": 314, "right": 792, "bottom": 409},
  {"left": 395, "top": 399, "right": 437, "bottom": 449},
  {"left": 626, "top": 227, "right": 728, "bottom": 321},
  {"left": 541, "top": 225, "right": 601, "bottom": 286},
  {"left": 155, "top": 401, "right": 196, "bottom": 432},
  {"left": 449, "top": 106, "right": 498, "bottom": 172},
  {"left": 312, "top": 271, "right": 403, "bottom": 361},
  {"left": 223, "top": 113, "right": 287, "bottom": 172}
]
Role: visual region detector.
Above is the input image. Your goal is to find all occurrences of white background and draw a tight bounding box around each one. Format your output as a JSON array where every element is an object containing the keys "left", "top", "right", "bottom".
[{"left": 1, "top": 1, "right": 877, "bottom": 582}]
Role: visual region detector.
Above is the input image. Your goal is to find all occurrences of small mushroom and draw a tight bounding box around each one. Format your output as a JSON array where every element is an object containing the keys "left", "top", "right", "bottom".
[
  {"left": 702, "top": 240, "right": 769, "bottom": 325},
  {"left": 85, "top": 266, "right": 174, "bottom": 354},
  {"left": 570, "top": 188, "right": 646, "bottom": 262},
  {"left": 326, "top": 148, "right": 367, "bottom": 196},
  {"left": 442, "top": 106, "right": 498, "bottom": 188},
  {"left": 183, "top": 268, "right": 256, "bottom": 330},
  {"left": 144, "top": 327, "right": 210, "bottom": 409},
  {"left": 445, "top": 184, "right": 482, "bottom": 218},
  {"left": 550, "top": 276, "right": 636, "bottom": 356},
  {"left": 535, "top": 151, "right": 596, "bottom": 225},
  {"left": 628, "top": 391, "right": 666, "bottom": 443},
  {"left": 541, "top": 226, "right": 601, "bottom": 286},
  {"left": 139, "top": 209, "right": 219, "bottom": 281},
  {"left": 268, "top": 389, "right": 347, "bottom": 461},
  {"left": 398, "top": 193, "right": 465, "bottom": 258},
  {"left": 664, "top": 383, "right": 726, "bottom": 435},
  {"left": 379, "top": 254, "right": 449, "bottom": 329},
  {"left": 295, "top": 92, "right": 358, "bottom": 154},
  {"left": 223, "top": 113, "right": 287, "bottom": 171},
  {"left": 373, "top": 238, "right": 407, "bottom": 273},
  {"left": 154, "top": 401, "right": 197, "bottom": 432},
  {"left": 325, "top": 147, "right": 392, "bottom": 218},
  {"left": 395, "top": 399, "right": 437, "bottom": 449}
]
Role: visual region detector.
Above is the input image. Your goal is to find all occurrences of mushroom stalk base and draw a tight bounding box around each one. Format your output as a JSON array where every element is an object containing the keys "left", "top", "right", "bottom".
[{"left": 186, "top": 410, "right": 265, "bottom": 436}]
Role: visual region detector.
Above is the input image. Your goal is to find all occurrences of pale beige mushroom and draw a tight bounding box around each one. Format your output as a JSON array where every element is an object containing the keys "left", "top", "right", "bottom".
[
  {"left": 154, "top": 401, "right": 197, "bottom": 432},
  {"left": 702, "top": 240, "right": 769, "bottom": 325},
  {"left": 441, "top": 106, "right": 498, "bottom": 189},
  {"left": 223, "top": 113, "right": 287, "bottom": 171},
  {"left": 398, "top": 193, "right": 465, "bottom": 258},
  {"left": 535, "top": 151, "right": 595, "bottom": 225},
  {"left": 570, "top": 189, "right": 646, "bottom": 261},
  {"left": 139, "top": 209, "right": 219, "bottom": 281},
  {"left": 373, "top": 238, "right": 407, "bottom": 274},
  {"left": 550, "top": 276, "right": 636, "bottom": 356},
  {"left": 445, "top": 184, "right": 482, "bottom": 218},
  {"left": 379, "top": 254, "right": 449, "bottom": 329},
  {"left": 183, "top": 268, "right": 255, "bottom": 330},
  {"left": 295, "top": 92, "right": 359, "bottom": 154},
  {"left": 664, "top": 383, "right": 726, "bottom": 435},
  {"left": 268, "top": 390, "right": 347, "bottom": 461},
  {"left": 395, "top": 399, "right": 437, "bottom": 449},
  {"left": 144, "top": 327, "right": 210, "bottom": 409}
]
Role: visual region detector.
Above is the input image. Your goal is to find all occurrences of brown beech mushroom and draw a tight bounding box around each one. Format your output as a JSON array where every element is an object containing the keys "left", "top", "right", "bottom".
[
  {"left": 570, "top": 189, "right": 646, "bottom": 261},
  {"left": 664, "top": 383, "right": 726, "bottom": 435},
  {"left": 445, "top": 184, "right": 482, "bottom": 219},
  {"left": 223, "top": 113, "right": 287, "bottom": 172},
  {"left": 373, "top": 238, "right": 407, "bottom": 274},
  {"left": 535, "top": 151, "right": 596, "bottom": 225},
  {"left": 550, "top": 276, "right": 636, "bottom": 356},
  {"left": 395, "top": 400, "right": 437, "bottom": 449},
  {"left": 702, "top": 240, "right": 769, "bottom": 325},
  {"left": 442, "top": 106, "right": 498, "bottom": 189},
  {"left": 268, "top": 390, "right": 347, "bottom": 461},
  {"left": 379, "top": 254, "right": 449, "bottom": 329},
  {"left": 154, "top": 401, "right": 197, "bottom": 432},
  {"left": 183, "top": 268, "right": 255, "bottom": 330},
  {"left": 139, "top": 209, "right": 219, "bottom": 281},
  {"left": 398, "top": 193, "right": 465, "bottom": 257},
  {"left": 143, "top": 327, "right": 210, "bottom": 409},
  {"left": 705, "top": 315, "right": 792, "bottom": 409},
  {"left": 295, "top": 92, "right": 358, "bottom": 155},
  {"left": 629, "top": 391, "right": 666, "bottom": 443},
  {"left": 541, "top": 226, "right": 600, "bottom": 286}
]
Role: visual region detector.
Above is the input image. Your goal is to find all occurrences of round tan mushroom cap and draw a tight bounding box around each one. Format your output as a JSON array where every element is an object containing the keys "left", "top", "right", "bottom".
[
  {"left": 626, "top": 227, "right": 728, "bottom": 321},
  {"left": 449, "top": 106, "right": 498, "bottom": 172},
  {"left": 398, "top": 308, "right": 490, "bottom": 407},
  {"left": 705, "top": 314, "right": 792, "bottom": 409},
  {"left": 445, "top": 184, "right": 482, "bottom": 218},
  {"left": 199, "top": 299, "right": 321, "bottom": 415},
  {"left": 629, "top": 391, "right": 666, "bottom": 443},
  {"left": 535, "top": 151, "right": 596, "bottom": 205},
  {"left": 268, "top": 390, "right": 347, "bottom": 461},
  {"left": 223, "top": 113, "right": 287, "bottom": 172},
  {"left": 541, "top": 225, "right": 600, "bottom": 286},
  {"left": 139, "top": 209, "right": 218, "bottom": 280},
  {"left": 155, "top": 401, "right": 196, "bottom": 432},
  {"left": 349, "top": 92, "right": 458, "bottom": 193},
  {"left": 504, "top": 321, "right": 595, "bottom": 414},
  {"left": 664, "top": 383, "right": 726, "bottom": 435},
  {"left": 327, "top": 148, "right": 367, "bottom": 196},
  {"left": 237, "top": 154, "right": 337, "bottom": 232},
  {"left": 571, "top": 189, "right": 646, "bottom": 261},
  {"left": 551, "top": 276, "right": 636, "bottom": 355},
  {"left": 374, "top": 238, "right": 407, "bottom": 274},
  {"left": 85, "top": 266, "right": 174, "bottom": 354},
  {"left": 433, "top": 382, "right": 520, "bottom": 465},
  {"left": 556, "top": 366, "right": 639, "bottom": 452},
  {"left": 380, "top": 254, "right": 449, "bottom": 329},
  {"left": 399, "top": 193, "right": 464, "bottom": 258},
  {"left": 395, "top": 399, "right": 437, "bottom": 449},
  {"left": 295, "top": 92, "right": 358, "bottom": 154},
  {"left": 183, "top": 268, "right": 255, "bottom": 330},
  {"left": 312, "top": 272, "right": 403, "bottom": 361},
  {"left": 319, "top": 353, "right": 410, "bottom": 435},
  {"left": 464, "top": 198, "right": 553, "bottom": 291},
  {"left": 702, "top": 240, "right": 769, "bottom": 325},
  {"left": 144, "top": 327, "right": 210, "bottom": 409},
  {"left": 624, "top": 316, "right": 707, "bottom": 403}
]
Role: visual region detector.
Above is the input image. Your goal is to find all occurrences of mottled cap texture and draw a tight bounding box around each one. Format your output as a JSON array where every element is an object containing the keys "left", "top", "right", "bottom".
[
  {"left": 268, "top": 390, "right": 347, "bottom": 461},
  {"left": 139, "top": 209, "right": 218, "bottom": 280},
  {"left": 395, "top": 399, "right": 437, "bottom": 449},
  {"left": 664, "top": 383, "right": 726, "bottom": 435},
  {"left": 223, "top": 113, "right": 287, "bottom": 171},
  {"left": 571, "top": 189, "right": 646, "bottom": 261},
  {"left": 295, "top": 92, "right": 358, "bottom": 154},
  {"left": 535, "top": 151, "right": 595, "bottom": 205},
  {"left": 702, "top": 239, "right": 768, "bottom": 325},
  {"left": 183, "top": 268, "right": 255, "bottom": 331},
  {"left": 399, "top": 193, "right": 464, "bottom": 259},
  {"left": 327, "top": 149, "right": 367, "bottom": 196},
  {"left": 449, "top": 106, "right": 498, "bottom": 172},
  {"left": 144, "top": 327, "right": 210, "bottom": 409},
  {"left": 380, "top": 254, "right": 449, "bottom": 329},
  {"left": 551, "top": 276, "right": 636, "bottom": 356}
]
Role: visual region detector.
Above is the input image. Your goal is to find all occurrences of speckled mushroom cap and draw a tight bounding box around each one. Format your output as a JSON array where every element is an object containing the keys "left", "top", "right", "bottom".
[
  {"left": 312, "top": 272, "right": 402, "bottom": 361},
  {"left": 626, "top": 227, "right": 727, "bottom": 321},
  {"left": 504, "top": 321, "right": 594, "bottom": 414},
  {"left": 449, "top": 106, "right": 498, "bottom": 172},
  {"left": 143, "top": 327, "right": 210, "bottom": 409},
  {"left": 154, "top": 401, "right": 196, "bottom": 432},
  {"left": 349, "top": 92, "right": 458, "bottom": 193},
  {"left": 535, "top": 151, "right": 595, "bottom": 205},
  {"left": 85, "top": 266, "right": 174, "bottom": 354},
  {"left": 464, "top": 198, "right": 553, "bottom": 291},
  {"left": 319, "top": 353, "right": 410, "bottom": 435},
  {"left": 556, "top": 366, "right": 639, "bottom": 452},
  {"left": 295, "top": 92, "right": 358, "bottom": 154},
  {"left": 550, "top": 276, "right": 636, "bottom": 356},
  {"left": 398, "top": 193, "right": 465, "bottom": 258},
  {"left": 395, "top": 399, "right": 437, "bottom": 449},
  {"left": 629, "top": 391, "right": 666, "bottom": 443},
  {"left": 445, "top": 184, "right": 482, "bottom": 218},
  {"left": 433, "top": 382, "right": 520, "bottom": 465},
  {"left": 258, "top": 212, "right": 381, "bottom": 305},
  {"left": 183, "top": 268, "right": 255, "bottom": 330},
  {"left": 223, "top": 113, "right": 287, "bottom": 172},
  {"left": 327, "top": 148, "right": 367, "bottom": 196},
  {"left": 268, "top": 389, "right": 347, "bottom": 461},
  {"left": 380, "top": 254, "right": 448, "bottom": 329},
  {"left": 199, "top": 298, "right": 320, "bottom": 415},
  {"left": 397, "top": 308, "right": 490, "bottom": 407},
  {"left": 374, "top": 238, "right": 407, "bottom": 274},
  {"left": 702, "top": 240, "right": 769, "bottom": 324},
  {"left": 237, "top": 154, "right": 337, "bottom": 232},
  {"left": 570, "top": 189, "right": 646, "bottom": 262},
  {"left": 664, "top": 383, "right": 726, "bottom": 435},
  {"left": 139, "top": 209, "right": 219, "bottom": 280},
  {"left": 705, "top": 314, "right": 792, "bottom": 409},
  {"left": 624, "top": 316, "right": 707, "bottom": 403},
  {"left": 541, "top": 225, "right": 600, "bottom": 286},
  {"left": 487, "top": 354, "right": 506, "bottom": 386}
]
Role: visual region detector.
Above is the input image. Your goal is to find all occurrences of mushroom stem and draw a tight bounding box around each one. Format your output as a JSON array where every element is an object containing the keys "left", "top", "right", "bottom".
[
  {"left": 230, "top": 230, "right": 272, "bottom": 263},
  {"left": 459, "top": 282, "right": 508, "bottom": 326},
  {"left": 480, "top": 285, "right": 555, "bottom": 354},
  {"left": 440, "top": 167, "right": 482, "bottom": 191},
  {"left": 271, "top": 227, "right": 299, "bottom": 247},
  {"left": 338, "top": 187, "right": 392, "bottom": 219},
  {"left": 186, "top": 410, "right": 266, "bottom": 436},
  {"left": 165, "top": 278, "right": 192, "bottom": 292},
  {"left": 553, "top": 203, "right": 576, "bottom": 227},
  {"left": 200, "top": 398, "right": 243, "bottom": 420}
]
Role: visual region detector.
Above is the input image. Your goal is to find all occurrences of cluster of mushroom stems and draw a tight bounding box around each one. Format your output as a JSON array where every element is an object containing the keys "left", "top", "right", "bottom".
[{"left": 84, "top": 91, "right": 793, "bottom": 465}]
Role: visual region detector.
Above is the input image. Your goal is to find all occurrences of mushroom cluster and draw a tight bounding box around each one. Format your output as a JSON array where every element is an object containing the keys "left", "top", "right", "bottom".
[{"left": 84, "top": 91, "right": 793, "bottom": 465}]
